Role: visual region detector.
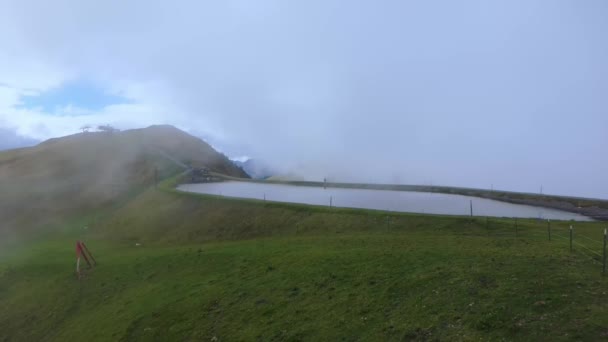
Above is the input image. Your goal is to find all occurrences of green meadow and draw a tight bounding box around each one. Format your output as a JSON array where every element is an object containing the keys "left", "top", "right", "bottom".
[{"left": 1, "top": 178, "right": 608, "bottom": 341}]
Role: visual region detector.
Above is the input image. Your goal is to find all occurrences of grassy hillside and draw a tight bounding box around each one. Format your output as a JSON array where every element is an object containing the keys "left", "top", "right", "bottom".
[
  {"left": 1, "top": 176, "right": 608, "bottom": 341},
  {"left": 0, "top": 125, "right": 247, "bottom": 239}
]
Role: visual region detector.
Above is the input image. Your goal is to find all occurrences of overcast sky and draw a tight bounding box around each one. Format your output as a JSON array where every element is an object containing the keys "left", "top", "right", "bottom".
[{"left": 0, "top": 0, "right": 607, "bottom": 198}]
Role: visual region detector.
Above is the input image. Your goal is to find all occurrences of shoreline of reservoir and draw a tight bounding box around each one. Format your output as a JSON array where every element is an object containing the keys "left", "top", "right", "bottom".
[
  {"left": 178, "top": 180, "right": 594, "bottom": 221},
  {"left": 205, "top": 173, "right": 608, "bottom": 221}
]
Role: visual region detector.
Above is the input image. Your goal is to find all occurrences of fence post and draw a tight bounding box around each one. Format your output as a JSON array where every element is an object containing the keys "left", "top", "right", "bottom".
[
  {"left": 569, "top": 225, "right": 573, "bottom": 253},
  {"left": 470, "top": 200, "right": 473, "bottom": 217},
  {"left": 330, "top": 196, "right": 333, "bottom": 207},
  {"left": 547, "top": 219, "right": 551, "bottom": 241},
  {"left": 603, "top": 229, "right": 606, "bottom": 275}
]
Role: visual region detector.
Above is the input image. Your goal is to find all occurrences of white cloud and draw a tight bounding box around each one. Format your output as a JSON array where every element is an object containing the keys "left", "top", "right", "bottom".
[
  {"left": 230, "top": 156, "right": 251, "bottom": 163},
  {"left": 0, "top": 0, "right": 607, "bottom": 197}
]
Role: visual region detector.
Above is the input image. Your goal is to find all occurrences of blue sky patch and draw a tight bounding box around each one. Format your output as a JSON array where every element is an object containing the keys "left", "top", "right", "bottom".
[{"left": 17, "top": 80, "right": 130, "bottom": 113}]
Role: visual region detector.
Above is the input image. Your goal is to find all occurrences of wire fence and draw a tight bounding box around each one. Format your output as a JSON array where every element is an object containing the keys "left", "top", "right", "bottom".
[
  {"left": 487, "top": 220, "right": 607, "bottom": 274},
  {"left": 379, "top": 215, "right": 608, "bottom": 275}
]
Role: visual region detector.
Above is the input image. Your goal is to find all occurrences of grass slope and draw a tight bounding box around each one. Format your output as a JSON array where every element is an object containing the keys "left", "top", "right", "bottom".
[{"left": 2, "top": 179, "right": 608, "bottom": 341}]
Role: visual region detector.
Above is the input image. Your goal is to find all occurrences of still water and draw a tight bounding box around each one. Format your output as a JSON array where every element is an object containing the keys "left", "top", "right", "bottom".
[{"left": 178, "top": 181, "right": 592, "bottom": 221}]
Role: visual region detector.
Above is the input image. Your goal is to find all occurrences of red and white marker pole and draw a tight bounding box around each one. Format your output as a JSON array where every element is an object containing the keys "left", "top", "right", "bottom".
[
  {"left": 75, "top": 240, "right": 95, "bottom": 278},
  {"left": 76, "top": 241, "right": 83, "bottom": 277}
]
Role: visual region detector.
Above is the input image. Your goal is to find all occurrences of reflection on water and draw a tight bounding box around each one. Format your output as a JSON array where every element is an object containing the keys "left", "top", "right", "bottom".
[{"left": 178, "top": 181, "right": 593, "bottom": 221}]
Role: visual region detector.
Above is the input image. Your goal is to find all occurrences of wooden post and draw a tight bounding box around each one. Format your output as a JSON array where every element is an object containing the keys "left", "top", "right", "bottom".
[
  {"left": 81, "top": 242, "right": 97, "bottom": 266},
  {"left": 569, "top": 225, "right": 573, "bottom": 253},
  {"left": 547, "top": 220, "right": 551, "bottom": 241},
  {"left": 470, "top": 200, "right": 473, "bottom": 217},
  {"left": 330, "top": 196, "right": 333, "bottom": 207},
  {"left": 603, "top": 229, "right": 606, "bottom": 275}
]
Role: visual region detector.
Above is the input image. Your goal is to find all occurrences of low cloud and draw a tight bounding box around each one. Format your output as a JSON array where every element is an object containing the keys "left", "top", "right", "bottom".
[{"left": 0, "top": 0, "right": 607, "bottom": 198}]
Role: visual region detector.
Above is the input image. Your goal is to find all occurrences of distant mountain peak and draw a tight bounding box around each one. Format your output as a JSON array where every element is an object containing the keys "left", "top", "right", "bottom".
[{"left": 232, "top": 158, "right": 276, "bottom": 179}]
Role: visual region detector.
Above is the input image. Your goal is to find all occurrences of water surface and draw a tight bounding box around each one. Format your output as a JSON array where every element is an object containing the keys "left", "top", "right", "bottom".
[{"left": 178, "top": 181, "right": 592, "bottom": 221}]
